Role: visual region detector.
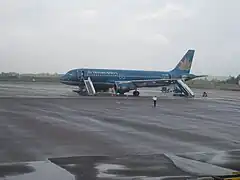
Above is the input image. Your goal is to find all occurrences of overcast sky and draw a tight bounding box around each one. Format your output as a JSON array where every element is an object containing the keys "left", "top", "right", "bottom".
[{"left": 0, "top": 0, "right": 239, "bottom": 76}]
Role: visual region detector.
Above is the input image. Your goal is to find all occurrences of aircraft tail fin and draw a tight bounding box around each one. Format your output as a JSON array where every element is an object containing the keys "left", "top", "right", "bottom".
[{"left": 171, "top": 49, "right": 195, "bottom": 74}]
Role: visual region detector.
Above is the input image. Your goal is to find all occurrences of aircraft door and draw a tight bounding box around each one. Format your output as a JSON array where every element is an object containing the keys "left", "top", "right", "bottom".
[
  {"left": 80, "top": 70, "right": 84, "bottom": 81},
  {"left": 77, "top": 70, "right": 84, "bottom": 81}
]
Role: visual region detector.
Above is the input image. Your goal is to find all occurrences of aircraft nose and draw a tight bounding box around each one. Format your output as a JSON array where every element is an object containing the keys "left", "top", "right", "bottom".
[{"left": 60, "top": 74, "right": 66, "bottom": 83}]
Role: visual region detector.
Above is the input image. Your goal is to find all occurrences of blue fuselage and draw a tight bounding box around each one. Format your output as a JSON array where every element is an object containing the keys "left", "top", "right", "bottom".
[
  {"left": 60, "top": 50, "right": 202, "bottom": 94},
  {"left": 60, "top": 68, "right": 192, "bottom": 92}
]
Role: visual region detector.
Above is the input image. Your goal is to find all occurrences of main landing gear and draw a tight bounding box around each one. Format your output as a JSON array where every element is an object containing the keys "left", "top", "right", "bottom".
[{"left": 133, "top": 90, "right": 140, "bottom": 96}]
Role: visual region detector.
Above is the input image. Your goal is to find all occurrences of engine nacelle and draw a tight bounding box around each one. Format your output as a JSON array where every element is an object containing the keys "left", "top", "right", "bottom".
[{"left": 114, "top": 82, "right": 135, "bottom": 94}]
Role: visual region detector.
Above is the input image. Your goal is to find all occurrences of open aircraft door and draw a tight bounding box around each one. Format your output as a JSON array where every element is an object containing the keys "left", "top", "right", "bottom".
[
  {"left": 81, "top": 70, "right": 84, "bottom": 80},
  {"left": 76, "top": 70, "right": 85, "bottom": 81}
]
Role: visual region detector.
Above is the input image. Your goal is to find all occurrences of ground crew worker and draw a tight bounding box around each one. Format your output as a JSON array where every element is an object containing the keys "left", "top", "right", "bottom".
[
  {"left": 202, "top": 91, "right": 208, "bottom": 97},
  {"left": 152, "top": 96, "right": 157, "bottom": 107}
]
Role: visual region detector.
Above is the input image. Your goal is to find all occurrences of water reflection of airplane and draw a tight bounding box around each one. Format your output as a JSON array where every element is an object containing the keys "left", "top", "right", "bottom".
[{"left": 60, "top": 49, "right": 206, "bottom": 97}]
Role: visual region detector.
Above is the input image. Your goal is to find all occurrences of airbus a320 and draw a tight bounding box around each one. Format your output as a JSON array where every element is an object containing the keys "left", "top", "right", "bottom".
[{"left": 60, "top": 49, "right": 206, "bottom": 97}]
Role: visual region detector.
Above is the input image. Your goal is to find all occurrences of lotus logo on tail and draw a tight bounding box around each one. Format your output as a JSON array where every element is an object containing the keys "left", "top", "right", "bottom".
[{"left": 178, "top": 58, "right": 192, "bottom": 71}]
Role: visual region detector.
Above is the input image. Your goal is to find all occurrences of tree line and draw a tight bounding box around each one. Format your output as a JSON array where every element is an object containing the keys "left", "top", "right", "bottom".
[{"left": 221, "top": 75, "right": 240, "bottom": 85}]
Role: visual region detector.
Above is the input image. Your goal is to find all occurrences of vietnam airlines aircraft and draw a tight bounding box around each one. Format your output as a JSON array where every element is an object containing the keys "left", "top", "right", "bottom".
[{"left": 60, "top": 49, "right": 206, "bottom": 97}]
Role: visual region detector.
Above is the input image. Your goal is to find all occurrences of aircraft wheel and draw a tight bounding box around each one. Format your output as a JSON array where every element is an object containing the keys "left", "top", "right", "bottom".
[
  {"left": 119, "top": 92, "right": 125, "bottom": 96},
  {"left": 133, "top": 90, "right": 140, "bottom": 96}
]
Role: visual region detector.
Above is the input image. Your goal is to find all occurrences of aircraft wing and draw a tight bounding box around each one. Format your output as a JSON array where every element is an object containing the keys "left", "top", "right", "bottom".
[
  {"left": 115, "top": 78, "right": 178, "bottom": 87},
  {"left": 130, "top": 78, "right": 177, "bottom": 83},
  {"left": 115, "top": 74, "right": 208, "bottom": 87}
]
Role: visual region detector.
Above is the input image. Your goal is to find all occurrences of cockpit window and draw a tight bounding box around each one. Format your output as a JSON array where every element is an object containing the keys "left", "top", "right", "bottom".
[
  {"left": 67, "top": 70, "right": 76, "bottom": 76},
  {"left": 67, "top": 71, "right": 73, "bottom": 76}
]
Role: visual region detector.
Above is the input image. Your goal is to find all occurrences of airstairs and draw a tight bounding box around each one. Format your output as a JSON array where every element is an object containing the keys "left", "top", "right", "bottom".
[
  {"left": 83, "top": 77, "right": 96, "bottom": 96},
  {"left": 175, "top": 79, "right": 195, "bottom": 97}
]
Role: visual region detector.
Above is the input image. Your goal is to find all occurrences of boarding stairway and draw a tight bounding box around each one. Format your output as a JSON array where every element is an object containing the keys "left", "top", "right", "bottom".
[
  {"left": 83, "top": 77, "right": 96, "bottom": 96},
  {"left": 174, "top": 79, "right": 195, "bottom": 97}
]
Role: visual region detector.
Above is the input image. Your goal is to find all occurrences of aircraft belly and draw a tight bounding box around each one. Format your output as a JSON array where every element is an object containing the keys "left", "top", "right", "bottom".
[{"left": 135, "top": 81, "right": 171, "bottom": 88}]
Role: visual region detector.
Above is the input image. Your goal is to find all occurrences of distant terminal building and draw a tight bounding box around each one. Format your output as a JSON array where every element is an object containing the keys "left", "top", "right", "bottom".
[{"left": 0, "top": 72, "right": 20, "bottom": 78}]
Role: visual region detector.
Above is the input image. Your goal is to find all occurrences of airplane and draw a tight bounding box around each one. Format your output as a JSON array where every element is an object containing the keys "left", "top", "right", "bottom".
[{"left": 60, "top": 49, "right": 206, "bottom": 97}]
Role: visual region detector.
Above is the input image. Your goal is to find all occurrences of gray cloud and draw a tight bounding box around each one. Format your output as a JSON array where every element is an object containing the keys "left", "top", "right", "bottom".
[{"left": 0, "top": 0, "right": 239, "bottom": 76}]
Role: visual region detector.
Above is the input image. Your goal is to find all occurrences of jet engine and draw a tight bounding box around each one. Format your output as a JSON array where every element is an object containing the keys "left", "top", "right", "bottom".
[{"left": 114, "top": 82, "right": 135, "bottom": 94}]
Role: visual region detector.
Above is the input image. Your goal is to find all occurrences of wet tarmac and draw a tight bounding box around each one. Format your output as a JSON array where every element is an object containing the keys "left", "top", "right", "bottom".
[{"left": 0, "top": 82, "right": 239, "bottom": 179}]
